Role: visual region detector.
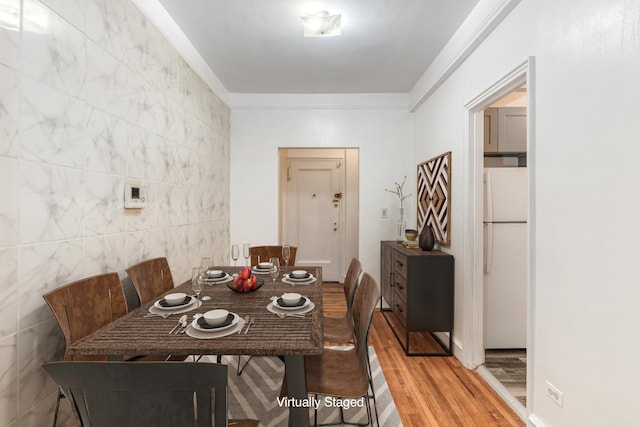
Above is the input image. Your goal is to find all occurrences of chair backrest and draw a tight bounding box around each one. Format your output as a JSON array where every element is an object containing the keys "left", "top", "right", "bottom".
[
  {"left": 43, "top": 273, "right": 128, "bottom": 361},
  {"left": 352, "top": 273, "right": 380, "bottom": 363},
  {"left": 249, "top": 246, "right": 297, "bottom": 266},
  {"left": 343, "top": 258, "right": 363, "bottom": 316},
  {"left": 42, "top": 361, "right": 227, "bottom": 427},
  {"left": 126, "top": 257, "right": 174, "bottom": 305}
]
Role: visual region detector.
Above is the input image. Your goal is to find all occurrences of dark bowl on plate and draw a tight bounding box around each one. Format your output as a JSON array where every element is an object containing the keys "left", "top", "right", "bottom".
[{"left": 204, "top": 269, "right": 225, "bottom": 279}]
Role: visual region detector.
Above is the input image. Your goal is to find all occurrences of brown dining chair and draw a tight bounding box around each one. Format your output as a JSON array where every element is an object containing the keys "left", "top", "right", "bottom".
[
  {"left": 44, "top": 272, "right": 186, "bottom": 427},
  {"left": 42, "top": 361, "right": 260, "bottom": 427},
  {"left": 304, "top": 273, "right": 380, "bottom": 426},
  {"left": 323, "top": 258, "right": 362, "bottom": 344},
  {"left": 236, "top": 245, "right": 298, "bottom": 376},
  {"left": 44, "top": 273, "right": 128, "bottom": 362},
  {"left": 43, "top": 273, "right": 128, "bottom": 426},
  {"left": 126, "top": 257, "right": 174, "bottom": 305},
  {"left": 249, "top": 245, "right": 297, "bottom": 267}
]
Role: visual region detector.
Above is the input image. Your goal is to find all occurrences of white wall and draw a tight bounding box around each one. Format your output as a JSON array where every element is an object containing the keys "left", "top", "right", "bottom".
[
  {"left": 229, "top": 96, "right": 413, "bottom": 282},
  {"left": 0, "top": 1, "right": 230, "bottom": 425},
  {"left": 412, "top": 0, "right": 640, "bottom": 426}
]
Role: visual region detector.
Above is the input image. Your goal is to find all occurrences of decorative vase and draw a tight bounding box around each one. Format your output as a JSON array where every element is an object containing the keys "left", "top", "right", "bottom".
[
  {"left": 397, "top": 207, "right": 406, "bottom": 241},
  {"left": 419, "top": 224, "right": 435, "bottom": 251}
]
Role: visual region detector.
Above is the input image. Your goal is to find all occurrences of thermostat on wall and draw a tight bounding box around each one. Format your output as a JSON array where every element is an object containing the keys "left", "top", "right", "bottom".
[{"left": 124, "top": 178, "right": 146, "bottom": 209}]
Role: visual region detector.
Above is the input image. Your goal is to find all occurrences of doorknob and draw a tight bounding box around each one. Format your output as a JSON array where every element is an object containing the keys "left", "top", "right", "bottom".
[{"left": 333, "top": 192, "right": 342, "bottom": 207}]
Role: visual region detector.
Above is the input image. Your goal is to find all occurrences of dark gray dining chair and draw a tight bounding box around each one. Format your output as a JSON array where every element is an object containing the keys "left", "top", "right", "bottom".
[{"left": 42, "top": 361, "right": 260, "bottom": 427}]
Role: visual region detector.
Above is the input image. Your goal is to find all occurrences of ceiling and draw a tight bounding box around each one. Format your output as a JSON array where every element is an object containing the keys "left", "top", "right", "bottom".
[{"left": 157, "top": 0, "right": 480, "bottom": 94}]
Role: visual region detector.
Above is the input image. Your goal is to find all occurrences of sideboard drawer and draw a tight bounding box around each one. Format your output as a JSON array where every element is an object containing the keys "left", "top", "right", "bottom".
[
  {"left": 393, "top": 273, "right": 407, "bottom": 301},
  {"left": 392, "top": 293, "right": 407, "bottom": 327},
  {"left": 394, "top": 253, "right": 408, "bottom": 277}
]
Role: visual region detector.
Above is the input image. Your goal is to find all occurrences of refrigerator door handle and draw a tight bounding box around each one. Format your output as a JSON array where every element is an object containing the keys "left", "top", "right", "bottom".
[
  {"left": 485, "top": 170, "right": 493, "bottom": 223},
  {"left": 485, "top": 222, "right": 493, "bottom": 275}
]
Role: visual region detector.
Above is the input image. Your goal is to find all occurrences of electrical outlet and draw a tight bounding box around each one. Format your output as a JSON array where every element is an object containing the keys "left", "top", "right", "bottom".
[
  {"left": 545, "top": 381, "right": 563, "bottom": 407},
  {"left": 380, "top": 208, "right": 388, "bottom": 218}
]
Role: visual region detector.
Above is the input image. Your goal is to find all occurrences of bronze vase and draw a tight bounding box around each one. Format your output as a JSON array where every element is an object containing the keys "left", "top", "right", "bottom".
[{"left": 419, "top": 224, "right": 435, "bottom": 251}]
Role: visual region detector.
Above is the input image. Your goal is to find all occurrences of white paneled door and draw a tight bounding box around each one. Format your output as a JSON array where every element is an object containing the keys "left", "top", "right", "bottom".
[{"left": 285, "top": 159, "right": 342, "bottom": 281}]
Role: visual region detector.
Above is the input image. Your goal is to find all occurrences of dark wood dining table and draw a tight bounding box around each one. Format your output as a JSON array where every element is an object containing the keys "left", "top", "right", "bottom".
[{"left": 67, "top": 266, "right": 323, "bottom": 427}]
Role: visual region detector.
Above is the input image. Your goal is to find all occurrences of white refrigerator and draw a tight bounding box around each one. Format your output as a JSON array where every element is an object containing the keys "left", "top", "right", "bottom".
[{"left": 483, "top": 167, "right": 528, "bottom": 349}]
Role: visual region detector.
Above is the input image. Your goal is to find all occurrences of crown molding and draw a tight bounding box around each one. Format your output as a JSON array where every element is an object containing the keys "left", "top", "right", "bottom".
[
  {"left": 228, "top": 93, "right": 411, "bottom": 111},
  {"left": 130, "top": 0, "right": 230, "bottom": 104},
  {"left": 409, "top": 0, "right": 522, "bottom": 112}
]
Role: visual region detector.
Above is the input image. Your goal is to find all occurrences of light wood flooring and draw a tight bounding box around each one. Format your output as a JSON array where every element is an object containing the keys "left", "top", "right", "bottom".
[{"left": 322, "top": 282, "right": 524, "bottom": 427}]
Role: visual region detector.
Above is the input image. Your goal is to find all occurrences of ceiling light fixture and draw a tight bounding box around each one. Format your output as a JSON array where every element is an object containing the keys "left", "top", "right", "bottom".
[{"left": 301, "top": 10, "right": 341, "bottom": 37}]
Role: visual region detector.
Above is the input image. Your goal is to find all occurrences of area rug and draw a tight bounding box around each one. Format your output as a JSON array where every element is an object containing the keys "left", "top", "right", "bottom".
[{"left": 201, "top": 347, "right": 402, "bottom": 426}]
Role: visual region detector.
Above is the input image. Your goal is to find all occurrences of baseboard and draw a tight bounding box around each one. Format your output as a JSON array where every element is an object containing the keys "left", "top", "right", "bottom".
[
  {"left": 476, "top": 365, "right": 528, "bottom": 422},
  {"left": 430, "top": 332, "right": 464, "bottom": 359},
  {"left": 452, "top": 334, "right": 464, "bottom": 358},
  {"left": 527, "top": 414, "right": 547, "bottom": 427}
]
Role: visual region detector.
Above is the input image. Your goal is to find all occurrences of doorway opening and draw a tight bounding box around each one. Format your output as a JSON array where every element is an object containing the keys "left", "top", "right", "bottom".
[
  {"left": 482, "top": 84, "right": 528, "bottom": 408},
  {"left": 462, "top": 58, "right": 534, "bottom": 421},
  {"left": 278, "top": 148, "right": 359, "bottom": 282}
]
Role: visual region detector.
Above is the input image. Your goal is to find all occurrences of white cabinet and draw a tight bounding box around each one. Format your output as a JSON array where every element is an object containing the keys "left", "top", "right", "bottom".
[
  {"left": 498, "top": 107, "right": 526, "bottom": 153},
  {"left": 484, "top": 107, "right": 526, "bottom": 154},
  {"left": 484, "top": 108, "right": 498, "bottom": 153}
]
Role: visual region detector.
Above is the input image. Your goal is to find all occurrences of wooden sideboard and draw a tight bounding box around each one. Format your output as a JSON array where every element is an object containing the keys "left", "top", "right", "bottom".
[{"left": 380, "top": 241, "right": 454, "bottom": 356}]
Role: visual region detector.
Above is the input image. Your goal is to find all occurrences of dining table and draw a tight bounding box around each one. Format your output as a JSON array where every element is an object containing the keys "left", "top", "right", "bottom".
[{"left": 67, "top": 265, "right": 323, "bottom": 427}]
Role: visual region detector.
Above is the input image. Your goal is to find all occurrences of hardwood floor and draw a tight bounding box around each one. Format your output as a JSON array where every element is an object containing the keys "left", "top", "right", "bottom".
[{"left": 322, "top": 282, "right": 524, "bottom": 427}]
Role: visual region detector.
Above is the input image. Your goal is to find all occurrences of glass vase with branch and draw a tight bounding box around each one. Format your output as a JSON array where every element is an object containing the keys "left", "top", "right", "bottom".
[{"left": 385, "top": 176, "right": 412, "bottom": 241}]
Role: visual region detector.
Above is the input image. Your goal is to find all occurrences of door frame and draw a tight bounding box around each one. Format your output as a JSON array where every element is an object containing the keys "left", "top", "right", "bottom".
[
  {"left": 278, "top": 148, "right": 359, "bottom": 281},
  {"left": 462, "top": 57, "right": 535, "bottom": 418}
]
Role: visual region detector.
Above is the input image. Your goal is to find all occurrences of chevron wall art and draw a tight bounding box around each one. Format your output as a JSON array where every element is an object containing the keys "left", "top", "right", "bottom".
[{"left": 417, "top": 151, "right": 451, "bottom": 245}]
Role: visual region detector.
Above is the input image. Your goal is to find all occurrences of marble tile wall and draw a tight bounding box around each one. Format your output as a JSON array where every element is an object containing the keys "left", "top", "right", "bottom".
[{"left": 0, "top": 0, "right": 230, "bottom": 425}]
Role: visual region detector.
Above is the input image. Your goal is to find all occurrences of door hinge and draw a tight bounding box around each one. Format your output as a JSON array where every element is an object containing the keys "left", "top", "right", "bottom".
[{"left": 287, "top": 167, "right": 292, "bottom": 181}]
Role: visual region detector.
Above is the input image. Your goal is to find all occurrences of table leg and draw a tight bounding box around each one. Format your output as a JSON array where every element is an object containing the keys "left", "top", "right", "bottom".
[{"left": 284, "top": 355, "right": 310, "bottom": 427}]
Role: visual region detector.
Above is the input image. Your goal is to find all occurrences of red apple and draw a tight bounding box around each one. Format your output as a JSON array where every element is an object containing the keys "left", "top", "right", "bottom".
[
  {"left": 250, "top": 276, "right": 257, "bottom": 290},
  {"left": 239, "top": 266, "right": 250, "bottom": 280},
  {"left": 234, "top": 276, "right": 243, "bottom": 291},
  {"left": 242, "top": 279, "right": 252, "bottom": 292}
]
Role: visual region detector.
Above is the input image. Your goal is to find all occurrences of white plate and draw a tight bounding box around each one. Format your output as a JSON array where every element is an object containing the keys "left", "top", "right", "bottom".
[
  {"left": 284, "top": 273, "right": 314, "bottom": 282},
  {"left": 273, "top": 296, "right": 310, "bottom": 311},
  {"left": 186, "top": 318, "right": 245, "bottom": 339},
  {"left": 191, "top": 312, "right": 239, "bottom": 332},
  {"left": 282, "top": 277, "right": 316, "bottom": 286},
  {"left": 148, "top": 299, "right": 202, "bottom": 316},
  {"left": 203, "top": 274, "right": 232, "bottom": 284},
  {"left": 153, "top": 296, "right": 195, "bottom": 311},
  {"left": 252, "top": 267, "right": 275, "bottom": 275},
  {"left": 267, "top": 301, "right": 315, "bottom": 316}
]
